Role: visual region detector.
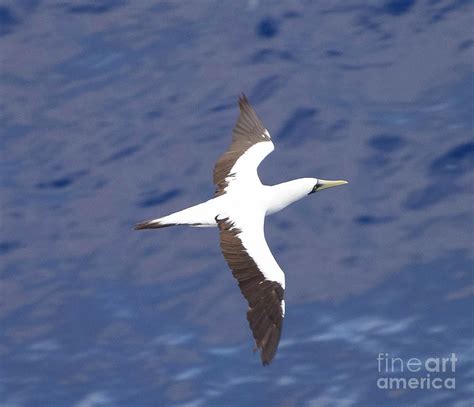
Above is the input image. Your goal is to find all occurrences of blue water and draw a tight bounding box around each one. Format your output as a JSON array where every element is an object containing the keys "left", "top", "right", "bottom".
[{"left": 1, "top": 1, "right": 473, "bottom": 406}]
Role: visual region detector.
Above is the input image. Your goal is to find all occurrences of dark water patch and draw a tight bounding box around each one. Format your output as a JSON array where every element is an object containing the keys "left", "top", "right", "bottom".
[
  {"left": 138, "top": 189, "right": 180, "bottom": 208},
  {"left": 145, "top": 109, "right": 162, "bottom": 119},
  {"left": 36, "top": 170, "right": 88, "bottom": 190},
  {"left": 355, "top": 14, "right": 381, "bottom": 32},
  {"left": 249, "top": 75, "right": 282, "bottom": 104},
  {"left": 324, "top": 119, "right": 349, "bottom": 140},
  {"left": 402, "top": 183, "right": 447, "bottom": 210},
  {"left": 256, "top": 17, "right": 279, "bottom": 39},
  {"left": 149, "top": 2, "right": 176, "bottom": 13},
  {"left": 0, "top": 241, "right": 21, "bottom": 255},
  {"left": 92, "top": 178, "right": 108, "bottom": 190},
  {"left": 209, "top": 102, "right": 234, "bottom": 113},
  {"left": 67, "top": 0, "right": 125, "bottom": 15},
  {"left": 325, "top": 49, "right": 343, "bottom": 58},
  {"left": 354, "top": 215, "right": 396, "bottom": 225},
  {"left": 282, "top": 10, "right": 301, "bottom": 19},
  {"left": 273, "top": 219, "right": 292, "bottom": 231},
  {"left": 102, "top": 145, "right": 140, "bottom": 164},
  {"left": 429, "top": 141, "right": 474, "bottom": 177},
  {"left": 339, "top": 61, "right": 392, "bottom": 71},
  {"left": 341, "top": 255, "right": 359, "bottom": 267},
  {"left": 354, "top": 14, "right": 392, "bottom": 42},
  {"left": 362, "top": 154, "right": 391, "bottom": 169},
  {"left": 276, "top": 107, "right": 318, "bottom": 144},
  {"left": 430, "top": 0, "right": 471, "bottom": 22},
  {"left": 368, "top": 134, "right": 406, "bottom": 153},
  {"left": 458, "top": 39, "right": 473, "bottom": 51},
  {"left": 381, "top": 0, "right": 416, "bottom": 16},
  {"left": 249, "top": 49, "right": 293, "bottom": 64},
  {"left": 0, "top": 6, "right": 19, "bottom": 36}
]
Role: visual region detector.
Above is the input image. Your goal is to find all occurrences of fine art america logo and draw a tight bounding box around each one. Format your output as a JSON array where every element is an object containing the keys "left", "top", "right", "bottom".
[{"left": 377, "top": 353, "right": 457, "bottom": 390}]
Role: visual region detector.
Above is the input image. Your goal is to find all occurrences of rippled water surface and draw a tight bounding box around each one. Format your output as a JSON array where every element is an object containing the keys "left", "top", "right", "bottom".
[{"left": 1, "top": 1, "right": 473, "bottom": 406}]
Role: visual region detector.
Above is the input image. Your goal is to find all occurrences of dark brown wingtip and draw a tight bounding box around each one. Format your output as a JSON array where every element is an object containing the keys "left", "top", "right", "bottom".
[
  {"left": 260, "top": 344, "right": 276, "bottom": 366},
  {"left": 238, "top": 93, "right": 249, "bottom": 108},
  {"left": 261, "top": 352, "right": 271, "bottom": 366}
]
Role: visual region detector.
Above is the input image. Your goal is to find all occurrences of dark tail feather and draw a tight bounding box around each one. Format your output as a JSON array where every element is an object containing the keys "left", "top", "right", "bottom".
[{"left": 134, "top": 220, "right": 176, "bottom": 230}]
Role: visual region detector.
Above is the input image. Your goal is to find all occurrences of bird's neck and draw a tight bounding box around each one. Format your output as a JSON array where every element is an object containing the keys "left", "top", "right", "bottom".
[{"left": 266, "top": 179, "right": 311, "bottom": 215}]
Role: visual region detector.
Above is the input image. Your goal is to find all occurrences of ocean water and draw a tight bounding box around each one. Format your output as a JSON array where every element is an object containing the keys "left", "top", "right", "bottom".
[{"left": 0, "top": 1, "right": 473, "bottom": 406}]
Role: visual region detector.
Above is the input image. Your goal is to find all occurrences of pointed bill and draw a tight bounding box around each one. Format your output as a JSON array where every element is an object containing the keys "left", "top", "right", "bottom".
[{"left": 316, "top": 179, "right": 348, "bottom": 191}]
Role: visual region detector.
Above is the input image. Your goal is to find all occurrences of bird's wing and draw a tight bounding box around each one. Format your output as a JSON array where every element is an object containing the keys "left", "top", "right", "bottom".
[
  {"left": 213, "top": 94, "right": 274, "bottom": 196},
  {"left": 217, "top": 211, "right": 285, "bottom": 365}
]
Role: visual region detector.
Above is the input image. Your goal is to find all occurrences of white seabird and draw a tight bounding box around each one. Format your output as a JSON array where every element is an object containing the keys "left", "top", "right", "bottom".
[{"left": 135, "top": 95, "right": 348, "bottom": 365}]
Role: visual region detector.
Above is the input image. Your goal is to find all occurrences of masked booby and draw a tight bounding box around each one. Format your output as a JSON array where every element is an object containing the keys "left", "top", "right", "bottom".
[{"left": 135, "top": 95, "right": 348, "bottom": 365}]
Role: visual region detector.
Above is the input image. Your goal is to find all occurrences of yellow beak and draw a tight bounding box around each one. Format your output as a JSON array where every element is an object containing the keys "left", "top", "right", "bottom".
[{"left": 316, "top": 179, "right": 349, "bottom": 191}]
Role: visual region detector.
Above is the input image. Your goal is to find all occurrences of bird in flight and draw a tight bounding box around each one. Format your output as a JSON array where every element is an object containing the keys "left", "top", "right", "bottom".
[{"left": 135, "top": 95, "right": 348, "bottom": 365}]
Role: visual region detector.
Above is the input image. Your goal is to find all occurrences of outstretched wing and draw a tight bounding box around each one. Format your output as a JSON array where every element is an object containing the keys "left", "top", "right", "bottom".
[
  {"left": 217, "top": 212, "right": 285, "bottom": 365},
  {"left": 213, "top": 94, "right": 274, "bottom": 196}
]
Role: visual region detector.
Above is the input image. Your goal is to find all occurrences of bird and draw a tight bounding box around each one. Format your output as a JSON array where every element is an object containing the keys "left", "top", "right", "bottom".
[{"left": 135, "top": 94, "right": 348, "bottom": 365}]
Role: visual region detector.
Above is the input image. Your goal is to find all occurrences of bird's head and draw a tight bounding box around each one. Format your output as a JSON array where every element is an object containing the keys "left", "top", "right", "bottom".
[{"left": 308, "top": 178, "right": 348, "bottom": 194}]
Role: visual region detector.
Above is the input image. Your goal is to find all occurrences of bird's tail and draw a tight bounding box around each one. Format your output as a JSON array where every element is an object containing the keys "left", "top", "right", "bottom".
[
  {"left": 134, "top": 218, "right": 176, "bottom": 230},
  {"left": 134, "top": 198, "right": 221, "bottom": 230},
  {"left": 134, "top": 206, "right": 191, "bottom": 230}
]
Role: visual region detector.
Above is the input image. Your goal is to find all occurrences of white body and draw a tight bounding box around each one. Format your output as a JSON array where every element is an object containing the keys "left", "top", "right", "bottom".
[
  {"left": 157, "top": 180, "right": 314, "bottom": 228},
  {"left": 155, "top": 142, "right": 315, "bottom": 228},
  {"left": 157, "top": 179, "right": 316, "bottom": 227}
]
